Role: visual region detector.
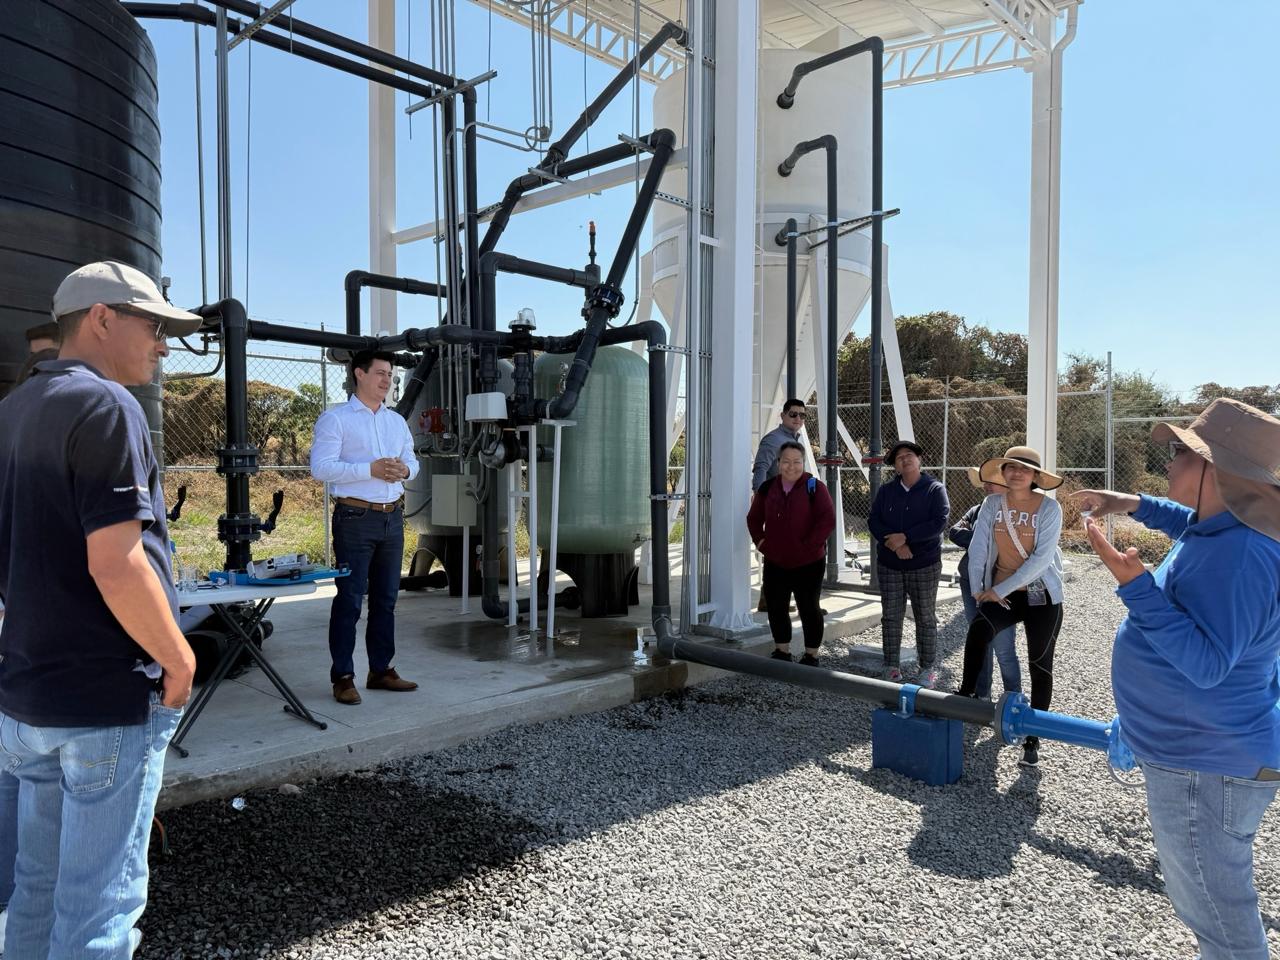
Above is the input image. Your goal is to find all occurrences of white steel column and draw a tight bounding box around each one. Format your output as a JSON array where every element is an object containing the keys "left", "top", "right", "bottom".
[
  {"left": 1025, "top": 7, "right": 1076, "bottom": 469},
  {"left": 704, "top": 0, "right": 758, "bottom": 633},
  {"left": 368, "top": 0, "right": 397, "bottom": 335}
]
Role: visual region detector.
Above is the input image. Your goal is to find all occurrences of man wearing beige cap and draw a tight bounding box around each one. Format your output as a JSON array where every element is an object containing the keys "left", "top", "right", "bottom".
[
  {"left": 1073, "top": 398, "right": 1280, "bottom": 960},
  {"left": 0, "top": 261, "right": 202, "bottom": 957}
]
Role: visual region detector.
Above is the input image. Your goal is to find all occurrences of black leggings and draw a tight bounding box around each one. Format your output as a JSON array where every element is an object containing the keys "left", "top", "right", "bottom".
[
  {"left": 762, "top": 559, "right": 825, "bottom": 649},
  {"left": 957, "top": 592, "right": 1062, "bottom": 711}
]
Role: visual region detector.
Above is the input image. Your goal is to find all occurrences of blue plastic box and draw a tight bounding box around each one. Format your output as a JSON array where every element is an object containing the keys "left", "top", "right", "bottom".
[{"left": 871, "top": 708, "right": 964, "bottom": 785}]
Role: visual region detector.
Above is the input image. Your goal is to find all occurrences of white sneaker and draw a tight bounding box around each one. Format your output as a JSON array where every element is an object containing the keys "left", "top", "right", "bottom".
[
  {"left": 883, "top": 666, "right": 904, "bottom": 683},
  {"left": 918, "top": 666, "right": 941, "bottom": 689}
]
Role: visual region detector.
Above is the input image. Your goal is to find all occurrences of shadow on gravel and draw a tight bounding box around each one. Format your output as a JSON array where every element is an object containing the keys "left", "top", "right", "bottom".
[{"left": 139, "top": 774, "right": 552, "bottom": 958}]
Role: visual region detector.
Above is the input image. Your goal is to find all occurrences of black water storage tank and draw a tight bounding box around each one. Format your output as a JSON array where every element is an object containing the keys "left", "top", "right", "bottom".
[{"left": 0, "top": 0, "right": 165, "bottom": 454}]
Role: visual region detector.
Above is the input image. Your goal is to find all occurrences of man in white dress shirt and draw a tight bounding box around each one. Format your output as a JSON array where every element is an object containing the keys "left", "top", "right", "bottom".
[{"left": 310, "top": 350, "right": 420, "bottom": 704}]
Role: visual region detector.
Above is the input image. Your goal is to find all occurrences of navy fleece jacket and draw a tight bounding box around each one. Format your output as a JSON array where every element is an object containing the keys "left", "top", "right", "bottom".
[{"left": 867, "top": 472, "right": 950, "bottom": 571}]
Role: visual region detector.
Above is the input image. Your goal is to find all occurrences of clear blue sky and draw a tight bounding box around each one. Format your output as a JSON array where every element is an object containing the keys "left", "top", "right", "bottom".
[{"left": 144, "top": 2, "right": 1278, "bottom": 397}]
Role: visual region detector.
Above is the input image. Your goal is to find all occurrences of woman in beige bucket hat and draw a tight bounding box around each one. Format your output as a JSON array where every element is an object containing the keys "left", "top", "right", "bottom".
[{"left": 1071, "top": 397, "right": 1280, "bottom": 959}]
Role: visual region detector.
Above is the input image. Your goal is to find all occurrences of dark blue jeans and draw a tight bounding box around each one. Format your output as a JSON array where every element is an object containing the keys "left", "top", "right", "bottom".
[{"left": 328, "top": 503, "right": 404, "bottom": 683}]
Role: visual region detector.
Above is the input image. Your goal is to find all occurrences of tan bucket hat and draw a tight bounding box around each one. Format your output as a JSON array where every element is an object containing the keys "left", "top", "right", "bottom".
[
  {"left": 1152, "top": 398, "right": 1280, "bottom": 541},
  {"left": 978, "top": 445, "right": 1064, "bottom": 490},
  {"left": 967, "top": 466, "right": 1006, "bottom": 491}
]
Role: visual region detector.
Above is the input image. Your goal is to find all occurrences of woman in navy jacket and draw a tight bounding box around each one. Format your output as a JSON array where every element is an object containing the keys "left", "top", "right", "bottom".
[
  {"left": 747, "top": 442, "right": 835, "bottom": 665},
  {"left": 867, "top": 441, "right": 950, "bottom": 687}
]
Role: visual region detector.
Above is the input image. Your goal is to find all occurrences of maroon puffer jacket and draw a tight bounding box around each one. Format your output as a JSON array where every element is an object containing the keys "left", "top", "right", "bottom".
[{"left": 746, "top": 472, "right": 836, "bottom": 568}]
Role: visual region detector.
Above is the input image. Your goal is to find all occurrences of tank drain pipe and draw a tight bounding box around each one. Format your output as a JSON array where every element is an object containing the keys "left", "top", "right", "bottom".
[
  {"left": 777, "top": 38, "right": 884, "bottom": 589},
  {"left": 779, "top": 136, "right": 841, "bottom": 585},
  {"left": 540, "top": 21, "right": 688, "bottom": 171}
]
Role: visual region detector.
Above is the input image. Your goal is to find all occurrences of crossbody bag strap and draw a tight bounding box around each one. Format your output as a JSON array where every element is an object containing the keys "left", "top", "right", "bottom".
[{"left": 1001, "top": 494, "right": 1032, "bottom": 562}]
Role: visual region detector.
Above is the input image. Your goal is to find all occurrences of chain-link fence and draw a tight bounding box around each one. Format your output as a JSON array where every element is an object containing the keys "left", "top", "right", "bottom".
[{"left": 161, "top": 341, "right": 350, "bottom": 576}]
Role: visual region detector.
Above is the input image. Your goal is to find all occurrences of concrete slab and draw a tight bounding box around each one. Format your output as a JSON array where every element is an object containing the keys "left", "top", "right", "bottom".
[{"left": 158, "top": 552, "right": 957, "bottom": 810}]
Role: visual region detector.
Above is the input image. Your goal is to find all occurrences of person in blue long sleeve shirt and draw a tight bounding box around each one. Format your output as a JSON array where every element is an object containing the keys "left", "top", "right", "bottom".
[
  {"left": 1072, "top": 398, "right": 1280, "bottom": 960},
  {"left": 867, "top": 441, "right": 950, "bottom": 687}
]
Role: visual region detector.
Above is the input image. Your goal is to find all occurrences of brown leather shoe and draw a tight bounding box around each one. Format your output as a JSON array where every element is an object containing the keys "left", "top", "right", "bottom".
[
  {"left": 366, "top": 667, "right": 418, "bottom": 692},
  {"left": 333, "top": 675, "right": 362, "bottom": 705}
]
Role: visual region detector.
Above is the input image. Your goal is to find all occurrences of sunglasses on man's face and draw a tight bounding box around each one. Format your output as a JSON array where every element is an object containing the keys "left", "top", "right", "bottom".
[
  {"left": 784, "top": 410, "right": 806, "bottom": 419},
  {"left": 110, "top": 305, "right": 167, "bottom": 342},
  {"left": 1167, "top": 440, "right": 1190, "bottom": 460}
]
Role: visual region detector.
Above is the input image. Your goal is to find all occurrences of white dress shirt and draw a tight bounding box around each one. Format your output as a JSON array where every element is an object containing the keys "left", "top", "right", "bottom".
[{"left": 310, "top": 395, "right": 420, "bottom": 502}]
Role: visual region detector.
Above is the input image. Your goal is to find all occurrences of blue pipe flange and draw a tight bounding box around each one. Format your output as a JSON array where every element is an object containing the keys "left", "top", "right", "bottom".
[
  {"left": 1106, "top": 715, "right": 1137, "bottom": 772},
  {"left": 996, "top": 690, "right": 1030, "bottom": 745},
  {"left": 896, "top": 683, "right": 921, "bottom": 718}
]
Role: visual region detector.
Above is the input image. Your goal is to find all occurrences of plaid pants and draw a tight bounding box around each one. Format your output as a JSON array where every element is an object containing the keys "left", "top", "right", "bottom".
[{"left": 879, "top": 560, "right": 942, "bottom": 669}]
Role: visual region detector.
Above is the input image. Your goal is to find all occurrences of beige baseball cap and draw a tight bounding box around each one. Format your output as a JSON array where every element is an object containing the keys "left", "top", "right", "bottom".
[{"left": 52, "top": 261, "right": 203, "bottom": 337}]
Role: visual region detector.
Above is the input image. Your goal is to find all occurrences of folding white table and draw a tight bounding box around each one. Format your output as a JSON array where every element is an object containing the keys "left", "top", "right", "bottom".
[{"left": 169, "top": 580, "right": 328, "bottom": 757}]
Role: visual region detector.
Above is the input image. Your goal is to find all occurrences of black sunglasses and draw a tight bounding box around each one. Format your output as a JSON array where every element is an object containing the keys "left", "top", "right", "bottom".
[
  {"left": 784, "top": 410, "right": 806, "bottom": 419},
  {"left": 109, "top": 304, "right": 166, "bottom": 341}
]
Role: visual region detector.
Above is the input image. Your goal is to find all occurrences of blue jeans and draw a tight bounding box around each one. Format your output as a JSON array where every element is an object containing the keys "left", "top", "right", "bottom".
[
  {"left": 0, "top": 769, "right": 16, "bottom": 907},
  {"left": 0, "top": 694, "right": 180, "bottom": 959},
  {"left": 328, "top": 503, "right": 404, "bottom": 683},
  {"left": 1141, "top": 760, "right": 1279, "bottom": 960},
  {"left": 958, "top": 570, "right": 1021, "bottom": 697}
]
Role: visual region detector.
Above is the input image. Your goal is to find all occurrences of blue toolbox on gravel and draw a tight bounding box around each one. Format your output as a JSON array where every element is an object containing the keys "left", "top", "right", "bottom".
[{"left": 871, "top": 708, "right": 963, "bottom": 785}]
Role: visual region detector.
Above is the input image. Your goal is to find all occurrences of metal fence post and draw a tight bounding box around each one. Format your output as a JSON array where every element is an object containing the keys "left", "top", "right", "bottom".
[
  {"left": 941, "top": 376, "right": 950, "bottom": 487},
  {"left": 320, "top": 325, "right": 331, "bottom": 568},
  {"left": 1105, "top": 350, "right": 1114, "bottom": 541}
]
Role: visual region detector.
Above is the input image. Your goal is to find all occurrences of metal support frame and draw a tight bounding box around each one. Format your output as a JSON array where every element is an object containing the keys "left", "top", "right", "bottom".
[
  {"left": 368, "top": 0, "right": 397, "bottom": 335},
  {"left": 1025, "top": 6, "right": 1076, "bottom": 471},
  {"left": 703, "top": 0, "right": 756, "bottom": 634}
]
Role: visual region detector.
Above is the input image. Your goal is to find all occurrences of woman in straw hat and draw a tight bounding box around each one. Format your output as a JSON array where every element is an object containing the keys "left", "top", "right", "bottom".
[
  {"left": 948, "top": 468, "right": 1022, "bottom": 697},
  {"left": 955, "top": 445, "right": 1065, "bottom": 767},
  {"left": 1071, "top": 398, "right": 1280, "bottom": 960}
]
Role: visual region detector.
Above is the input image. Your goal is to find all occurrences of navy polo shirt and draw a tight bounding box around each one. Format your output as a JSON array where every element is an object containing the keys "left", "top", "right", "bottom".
[{"left": 0, "top": 359, "right": 176, "bottom": 726}]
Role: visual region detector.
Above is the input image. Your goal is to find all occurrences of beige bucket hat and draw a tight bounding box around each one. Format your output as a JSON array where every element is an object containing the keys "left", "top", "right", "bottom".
[
  {"left": 978, "top": 445, "right": 1064, "bottom": 491},
  {"left": 1152, "top": 398, "right": 1280, "bottom": 541}
]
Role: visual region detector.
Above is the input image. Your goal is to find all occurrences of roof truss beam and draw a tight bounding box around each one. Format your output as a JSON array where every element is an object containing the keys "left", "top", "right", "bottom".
[
  {"left": 976, "top": 0, "right": 1049, "bottom": 58},
  {"left": 883, "top": 23, "right": 1039, "bottom": 87}
]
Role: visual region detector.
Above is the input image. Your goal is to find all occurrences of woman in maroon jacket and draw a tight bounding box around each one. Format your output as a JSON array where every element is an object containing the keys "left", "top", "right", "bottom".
[{"left": 746, "top": 441, "right": 837, "bottom": 665}]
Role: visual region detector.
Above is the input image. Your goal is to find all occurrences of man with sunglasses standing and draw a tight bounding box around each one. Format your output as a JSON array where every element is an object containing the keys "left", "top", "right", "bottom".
[
  {"left": 0, "top": 261, "right": 200, "bottom": 956},
  {"left": 751, "top": 399, "right": 810, "bottom": 613},
  {"left": 1073, "top": 398, "right": 1280, "bottom": 960}
]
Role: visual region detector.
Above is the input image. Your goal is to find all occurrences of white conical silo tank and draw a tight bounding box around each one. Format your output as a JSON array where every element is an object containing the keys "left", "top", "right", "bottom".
[{"left": 648, "top": 27, "right": 875, "bottom": 439}]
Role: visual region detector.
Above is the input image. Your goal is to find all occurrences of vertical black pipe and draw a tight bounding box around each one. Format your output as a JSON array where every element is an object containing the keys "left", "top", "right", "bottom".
[
  {"left": 441, "top": 97, "right": 462, "bottom": 325},
  {"left": 197, "top": 299, "right": 259, "bottom": 572},
  {"left": 823, "top": 142, "right": 840, "bottom": 585},
  {"left": 463, "top": 90, "right": 481, "bottom": 329},
  {"left": 785, "top": 217, "right": 797, "bottom": 402},
  {"left": 775, "top": 37, "right": 884, "bottom": 589},
  {"left": 867, "top": 41, "right": 884, "bottom": 590}
]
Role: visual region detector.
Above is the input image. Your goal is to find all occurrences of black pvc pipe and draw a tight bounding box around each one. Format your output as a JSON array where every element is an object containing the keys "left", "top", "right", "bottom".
[
  {"left": 122, "top": 4, "right": 443, "bottom": 101},
  {"left": 194, "top": 300, "right": 259, "bottom": 572},
  {"left": 776, "top": 37, "right": 885, "bottom": 589},
  {"left": 541, "top": 20, "right": 688, "bottom": 170},
  {"left": 198, "top": 0, "right": 457, "bottom": 89},
  {"left": 778, "top": 135, "right": 840, "bottom": 584},
  {"left": 653, "top": 638, "right": 998, "bottom": 728},
  {"left": 344, "top": 270, "right": 448, "bottom": 338},
  {"left": 540, "top": 128, "right": 676, "bottom": 421},
  {"left": 784, "top": 217, "right": 798, "bottom": 401},
  {"left": 463, "top": 90, "right": 482, "bottom": 330},
  {"left": 480, "top": 136, "right": 659, "bottom": 259}
]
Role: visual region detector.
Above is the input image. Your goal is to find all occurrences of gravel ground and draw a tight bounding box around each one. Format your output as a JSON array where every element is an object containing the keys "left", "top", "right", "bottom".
[{"left": 140, "top": 562, "right": 1280, "bottom": 959}]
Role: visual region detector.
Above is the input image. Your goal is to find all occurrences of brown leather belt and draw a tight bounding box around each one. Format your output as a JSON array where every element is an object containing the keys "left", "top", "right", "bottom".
[{"left": 335, "top": 496, "right": 403, "bottom": 513}]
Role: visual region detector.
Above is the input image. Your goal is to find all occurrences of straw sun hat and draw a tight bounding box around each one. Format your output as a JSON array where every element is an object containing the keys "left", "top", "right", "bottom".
[
  {"left": 1152, "top": 398, "right": 1280, "bottom": 541},
  {"left": 978, "top": 445, "right": 1064, "bottom": 491}
]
